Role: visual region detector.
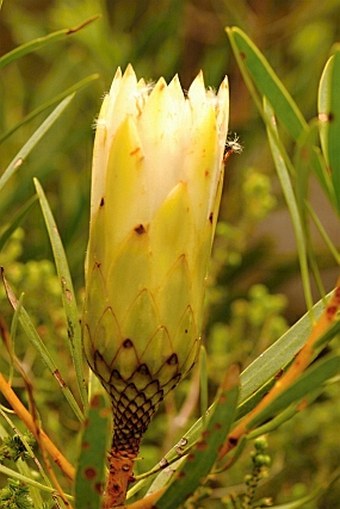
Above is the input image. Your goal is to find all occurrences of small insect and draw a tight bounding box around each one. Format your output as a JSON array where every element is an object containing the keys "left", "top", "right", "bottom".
[{"left": 223, "top": 133, "right": 243, "bottom": 164}]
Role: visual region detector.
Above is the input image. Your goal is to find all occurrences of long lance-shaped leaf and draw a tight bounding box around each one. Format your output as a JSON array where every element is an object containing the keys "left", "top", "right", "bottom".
[
  {"left": 226, "top": 26, "right": 333, "bottom": 204},
  {"left": 263, "top": 98, "right": 313, "bottom": 311},
  {"left": 0, "top": 95, "right": 74, "bottom": 192},
  {"left": 294, "top": 120, "right": 335, "bottom": 211},
  {"left": 318, "top": 46, "right": 340, "bottom": 213},
  {"left": 0, "top": 464, "right": 73, "bottom": 501},
  {"left": 0, "top": 74, "right": 99, "bottom": 144},
  {"left": 248, "top": 354, "right": 340, "bottom": 429},
  {"left": 34, "top": 178, "right": 87, "bottom": 410},
  {"left": 153, "top": 365, "right": 239, "bottom": 509},
  {"left": 0, "top": 269, "right": 84, "bottom": 422},
  {"left": 75, "top": 391, "right": 110, "bottom": 509},
  {"left": 226, "top": 26, "right": 306, "bottom": 140},
  {"left": 0, "top": 16, "right": 99, "bottom": 69}
]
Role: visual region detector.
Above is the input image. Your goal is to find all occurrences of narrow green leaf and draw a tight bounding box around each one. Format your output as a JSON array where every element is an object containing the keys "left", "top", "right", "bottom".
[
  {"left": 0, "top": 269, "right": 84, "bottom": 421},
  {"left": 154, "top": 365, "right": 239, "bottom": 509},
  {"left": 248, "top": 355, "right": 340, "bottom": 429},
  {"left": 263, "top": 98, "right": 313, "bottom": 311},
  {"left": 0, "top": 95, "right": 74, "bottom": 192},
  {"left": 240, "top": 289, "right": 333, "bottom": 402},
  {"left": 0, "top": 16, "right": 99, "bottom": 69},
  {"left": 294, "top": 121, "right": 334, "bottom": 218},
  {"left": 226, "top": 26, "right": 307, "bottom": 140},
  {"left": 307, "top": 203, "right": 340, "bottom": 264},
  {"left": 75, "top": 393, "right": 110, "bottom": 509},
  {"left": 34, "top": 178, "right": 88, "bottom": 409},
  {"left": 199, "top": 345, "right": 208, "bottom": 427},
  {"left": 0, "top": 74, "right": 99, "bottom": 144},
  {"left": 318, "top": 46, "right": 340, "bottom": 213},
  {"left": 0, "top": 196, "right": 37, "bottom": 251},
  {"left": 0, "top": 464, "right": 73, "bottom": 500}
]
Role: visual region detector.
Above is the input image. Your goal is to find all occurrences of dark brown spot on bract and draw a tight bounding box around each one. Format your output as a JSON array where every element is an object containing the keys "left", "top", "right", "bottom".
[
  {"left": 137, "top": 363, "right": 150, "bottom": 376},
  {"left": 123, "top": 338, "right": 134, "bottom": 348},
  {"left": 209, "top": 212, "right": 213, "bottom": 224},
  {"left": 328, "top": 112, "right": 334, "bottom": 121},
  {"left": 167, "top": 353, "right": 178, "bottom": 365},
  {"left": 130, "top": 147, "right": 140, "bottom": 156},
  {"left": 100, "top": 197, "right": 105, "bottom": 207},
  {"left": 84, "top": 467, "right": 97, "bottom": 480},
  {"left": 134, "top": 224, "right": 146, "bottom": 235}
]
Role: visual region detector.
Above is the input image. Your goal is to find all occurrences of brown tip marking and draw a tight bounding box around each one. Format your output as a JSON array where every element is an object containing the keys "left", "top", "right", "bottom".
[
  {"left": 123, "top": 338, "right": 134, "bottom": 348},
  {"left": 167, "top": 353, "right": 178, "bottom": 365},
  {"left": 130, "top": 147, "right": 141, "bottom": 156},
  {"left": 137, "top": 363, "right": 150, "bottom": 376},
  {"left": 134, "top": 224, "right": 146, "bottom": 235}
]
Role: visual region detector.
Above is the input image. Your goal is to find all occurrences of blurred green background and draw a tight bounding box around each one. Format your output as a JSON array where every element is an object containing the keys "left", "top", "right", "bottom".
[{"left": 0, "top": 1, "right": 339, "bottom": 507}]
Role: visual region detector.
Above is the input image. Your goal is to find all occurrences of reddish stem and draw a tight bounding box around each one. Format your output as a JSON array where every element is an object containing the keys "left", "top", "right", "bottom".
[{"left": 103, "top": 445, "right": 138, "bottom": 508}]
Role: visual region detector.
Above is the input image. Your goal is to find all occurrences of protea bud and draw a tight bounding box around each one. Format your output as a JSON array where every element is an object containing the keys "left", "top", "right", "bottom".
[{"left": 83, "top": 64, "right": 229, "bottom": 505}]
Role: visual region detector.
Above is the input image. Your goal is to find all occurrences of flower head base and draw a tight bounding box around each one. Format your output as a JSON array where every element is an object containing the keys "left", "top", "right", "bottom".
[{"left": 83, "top": 65, "right": 229, "bottom": 455}]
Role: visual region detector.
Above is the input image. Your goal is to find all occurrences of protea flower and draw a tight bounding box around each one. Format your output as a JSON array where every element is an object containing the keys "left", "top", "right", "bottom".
[{"left": 83, "top": 64, "right": 229, "bottom": 506}]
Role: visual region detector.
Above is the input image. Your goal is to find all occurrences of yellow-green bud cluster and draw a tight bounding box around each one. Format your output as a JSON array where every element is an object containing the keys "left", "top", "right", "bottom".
[{"left": 83, "top": 65, "right": 229, "bottom": 453}]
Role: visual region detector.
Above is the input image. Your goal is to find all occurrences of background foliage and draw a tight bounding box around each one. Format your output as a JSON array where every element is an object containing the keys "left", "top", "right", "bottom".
[{"left": 0, "top": 1, "right": 339, "bottom": 508}]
